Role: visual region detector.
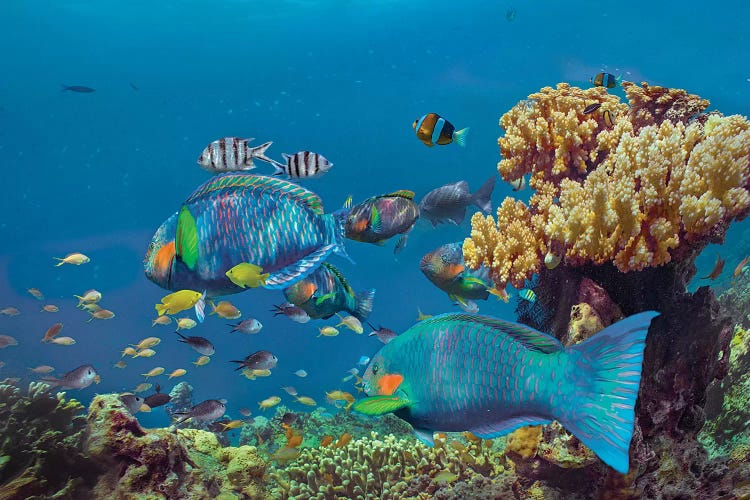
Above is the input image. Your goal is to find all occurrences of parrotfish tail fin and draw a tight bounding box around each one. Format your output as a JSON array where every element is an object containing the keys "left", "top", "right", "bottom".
[
  {"left": 560, "top": 311, "right": 659, "bottom": 474},
  {"left": 330, "top": 209, "right": 354, "bottom": 264},
  {"left": 270, "top": 159, "right": 287, "bottom": 176},
  {"left": 452, "top": 127, "right": 469, "bottom": 147},
  {"left": 353, "top": 289, "right": 376, "bottom": 321},
  {"left": 471, "top": 175, "right": 496, "bottom": 213},
  {"left": 247, "top": 141, "right": 274, "bottom": 166},
  {"left": 264, "top": 244, "right": 336, "bottom": 289}
]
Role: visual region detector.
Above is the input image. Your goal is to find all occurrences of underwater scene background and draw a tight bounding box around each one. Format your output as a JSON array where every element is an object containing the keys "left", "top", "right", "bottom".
[{"left": 2, "top": 0, "right": 750, "bottom": 498}]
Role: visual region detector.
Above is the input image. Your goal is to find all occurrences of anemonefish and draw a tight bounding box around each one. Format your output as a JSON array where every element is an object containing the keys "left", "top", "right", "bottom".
[
  {"left": 413, "top": 113, "right": 469, "bottom": 148},
  {"left": 590, "top": 72, "right": 621, "bottom": 89}
]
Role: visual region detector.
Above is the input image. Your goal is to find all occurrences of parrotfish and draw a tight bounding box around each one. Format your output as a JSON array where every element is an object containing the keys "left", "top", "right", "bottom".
[
  {"left": 418, "top": 177, "right": 495, "bottom": 227},
  {"left": 345, "top": 190, "right": 419, "bottom": 254},
  {"left": 283, "top": 263, "right": 375, "bottom": 320},
  {"left": 420, "top": 242, "right": 500, "bottom": 307},
  {"left": 352, "top": 311, "right": 658, "bottom": 474},
  {"left": 143, "top": 174, "right": 350, "bottom": 296}
]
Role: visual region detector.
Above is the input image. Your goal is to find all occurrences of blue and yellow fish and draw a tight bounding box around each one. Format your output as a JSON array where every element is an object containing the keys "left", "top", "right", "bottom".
[
  {"left": 283, "top": 263, "right": 375, "bottom": 320},
  {"left": 590, "top": 72, "right": 621, "bottom": 88},
  {"left": 420, "top": 242, "right": 500, "bottom": 306},
  {"left": 144, "top": 174, "right": 349, "bottom": 296},
  {"left": 345, "top": 190, "right": 419, "bottom": 254},
  {"left": 352, "top": 311, "right": 659, "bottom": 474},
  {"left": 413, "top": 113, "right": 469, "bottom": 148}
]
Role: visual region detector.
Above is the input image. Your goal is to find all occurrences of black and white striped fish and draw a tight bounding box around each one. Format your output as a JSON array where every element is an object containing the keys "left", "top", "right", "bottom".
[
  {"left": 197, "top": 137, "right": 275, "bottom": 174},
  {"left": 272, "top": 151, "right": 333, "bottom": 179}
]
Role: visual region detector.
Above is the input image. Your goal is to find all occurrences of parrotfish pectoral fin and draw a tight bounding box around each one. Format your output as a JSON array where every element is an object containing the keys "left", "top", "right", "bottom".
[
  {"left": 470, "top": 417, "right": 551, "bottom": 440},
  {"left": 370, "top": 205, "right": 382, "bottom": 233},
  {"left": 394, "top": 234, "right": 408, "bottom": 254},
  {"left": 176, "top": 206, "right": 199, "bottom": 270},
  {"left": 452, "top": 127, "right": 469, "bottom": 148},
  {"left": 462, "top": 276, "right": 490, "bottom": 288},
  {"left": 351, "top": 395, "right": 410, "bottom": 416},
  {"left": 413, "top": 428, "right": 435, "bottom": 446},
  {"left": 331, "top": 209, "right": 354, "bottom": 264},
  {"left": 314, "top": 292, "right": 335, "bottom": 306},
  {"left": 264, "top": 244, "right": 336, "bottom": 289},
  {"left": 559, "top": 311, "right": 659, "bottom": 474}
]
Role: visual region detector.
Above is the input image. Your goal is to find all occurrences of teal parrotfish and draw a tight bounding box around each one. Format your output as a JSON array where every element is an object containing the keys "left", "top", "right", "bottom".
[
  {"left": 352, "top": 311, "right": 658, "bottom": 474},
  {"left": 344, "top": 190, "right": 420, "bottom": 254},
  {"left": 420, "top": 242, "right": 503, "bottom": 307},
  {"left": 283, "top": 262, "right": 375, "bottom": 321},
  {"left": 144, "top": 174, "right": 350, "bottom": 296}
]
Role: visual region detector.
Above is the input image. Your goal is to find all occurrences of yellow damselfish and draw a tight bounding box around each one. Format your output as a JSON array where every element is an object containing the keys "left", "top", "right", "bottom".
[
  {"left": 226, "top": 263, "right": 270, "bottom": 288},
  {"left": 155, "top": 290, "right": 203, "bottom": 316}
]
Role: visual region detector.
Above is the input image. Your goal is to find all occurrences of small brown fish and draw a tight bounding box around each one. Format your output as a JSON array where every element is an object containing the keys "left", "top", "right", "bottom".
[
  {"left": 152, "top": 315, "right": 172, "bottom": 327},
  {"left": 0, "top": 307, "right": 20, "bottom": 316},
  {"left": 286, "top": 434, "right": 303, "bottom": 448},
  {"left": 702, "top": 254, "right": 725, "bottom": 280},
  {"left": 320, "top": 435, "right": 334, "bottom": 447},
  {"left": 28, "top": 288, "right": 44, "bottom": 300},
  {"left": 113, "top": 360, "right": 127, "bottom": 369},
  {"left": 270, "top": 446, "right": 300, "bottom": 464},
  {"left": 41, "top": 304, "right": 59, "bottom": 313},
  {"left": 29, "top": 365, "right": 55, "bottom": 374},
  {"left": 42, "top": 322, "right": 63, "bottom": 343},
  {"left": 88, "top": 309, "right": 115, "bottom": 321},
  {"left": 50, "top": 336, "right": 76, "bottom": 345},
  {"left": 583, "top": 103, "right": 601, "bottom": 115},
  {"left": 53, "top": 253, "right": 90, "bottom": 266},
  {"left": 209, "top": 300, "right": 241, "bottom": 320},
  {"left": 734, "top": 256, "right": 750, "bottom": 278},
  {"left": 0, "top": 335, "right": 19, "bottom": 348},
  {"left": 333, "top": 432, "right": 352, "bottom": 449}
]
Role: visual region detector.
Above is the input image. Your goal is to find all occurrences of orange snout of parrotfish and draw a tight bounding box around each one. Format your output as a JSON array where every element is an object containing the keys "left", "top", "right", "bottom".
[{"left": 377, "top": 373, "right": 404, "bottom": 395}]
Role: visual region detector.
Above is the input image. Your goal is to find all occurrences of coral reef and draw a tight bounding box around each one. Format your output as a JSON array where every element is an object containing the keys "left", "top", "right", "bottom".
[
  {"left": 0, "top": 380, "right": 98, "bottom": 499},
  {"left": 463, "top": 82, "right": 750, "bottom": 288}
]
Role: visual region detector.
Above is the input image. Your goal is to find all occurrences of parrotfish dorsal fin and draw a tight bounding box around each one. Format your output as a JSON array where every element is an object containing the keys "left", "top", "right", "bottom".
[
  {"left": 379, "top": 190, "right": 415, "bottom": 200},
  {"left": 423, "top": 313, "right": 563, "bottom": 353},
  {"left": 176, "top": 206, "right": 199, "bottom": 270},
  {"left": 186, "top": 174, "right": 324, "bottom": 215},
  {"left": 321, "top": 262, "right": 355, "bottom": 297}
]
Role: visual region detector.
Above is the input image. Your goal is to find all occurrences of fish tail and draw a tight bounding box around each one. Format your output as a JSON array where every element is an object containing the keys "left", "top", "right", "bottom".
[
  {"left": 40, "top": 376, "right": 60, "bottom": 388},
  {"left": 53, "top": 258, "right": 64, "bottom": 267},
  {"left": 155, "top": 304, "right": 168, "bottom": 316},
  {"left": 271, "top": 159, "right": 287, "bottom": 176},
  {"left": 247, "top": 141, "right": 274, "bottom": 166},
  {"left": 330, "top": 209, "right": 354, "bottom": 264},
  {"left": 452, "top": 127, "right": 469, "bottom": 148},
  {"left": 60, "top": 84, "right": 69, "bottom": 92},
  {"left": 470, "top": 175, "right": 496, "bottom": 213},
  {"left": 559, "top": 311, "right": 658, "bottom": 474},
  {"left": 353, "top": 289, "right": 375, "bottom": 321}
]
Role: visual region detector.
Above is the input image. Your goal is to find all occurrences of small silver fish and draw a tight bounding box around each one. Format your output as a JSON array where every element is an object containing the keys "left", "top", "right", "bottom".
[
  {"left": 231, "top": 350, "right": 278, "bottom": 371},
  {"left": 41, "top": 364, "right": 100, "bottom": 389},
  {"left": 228, "top": 318, "right": 263, "bottom": 334},
  {"left": 120, "top": 393, "right": 145, "bottom": 414},
  {"left": 174, "top": 399, "right": 227, "bottom": 425},
  {"left": 367, "top": 323, "right": 398, "bottom": 344},
  {"left": 272, "top": 151, "right": 333, "bottom": 179},
  {"left": 197, "top": 137, "right": 275, "bottom": 173},
  {"left": 418, "top": 177, "right": 495, "bottom": 227},
  {"left": 273, "top": 303, "right": 310, "bottom": 324},
  {"left": 175, "top": 332, "right": 215, "bottom": 356}
]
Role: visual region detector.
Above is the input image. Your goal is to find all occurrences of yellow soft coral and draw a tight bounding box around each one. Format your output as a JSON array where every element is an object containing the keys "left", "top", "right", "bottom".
[{"left": 465, "top": 82, "right": 750, "bottom": 288}]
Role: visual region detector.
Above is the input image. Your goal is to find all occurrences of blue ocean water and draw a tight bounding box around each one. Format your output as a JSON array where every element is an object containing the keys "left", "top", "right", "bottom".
[{"left": 1, "top": 0, "right": 749, "bottom": 434}]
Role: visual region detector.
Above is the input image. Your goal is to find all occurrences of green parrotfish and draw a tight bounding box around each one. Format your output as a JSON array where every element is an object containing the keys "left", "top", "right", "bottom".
[{"left": 352, "top": 311, "right": 658, "bottom": 474}]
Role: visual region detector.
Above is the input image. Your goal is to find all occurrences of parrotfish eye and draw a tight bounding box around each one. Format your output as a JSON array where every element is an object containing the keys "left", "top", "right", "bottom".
[
  {"left": 372, "top": 363, "right": 379, "bottom": 375},
  {"left": 440, "top": 255, "right": 449, "bottom": 264}
]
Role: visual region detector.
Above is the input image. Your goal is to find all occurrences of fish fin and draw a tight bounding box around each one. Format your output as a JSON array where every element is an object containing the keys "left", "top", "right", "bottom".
[
  {"left": 270, "top": 159, "right": 287, "bottom": 176},
  {"left": 394, "top": 230, "right": 411, "bottom": 255},
  {"left": 315, "top": 292, "right": 335, "bottom": 305},
  {"left": 370, "top": 205, "right": 382, "bottom": 233},
  {"left": 247, "top": 141, "right": 274, "bottom": 165},
  {"left": 422, "top": 313, "right": 564, "bottom": 353},
  {"left": 470, "top": 417, "right": 552, "bottom": 439},
  {"left": 452, "top": 127, "right": 469, "bottom": 148},
  {"left": 351, "top": 395, "right": 410, "bottom": 416},
  {"left": 462, "top": 276, "right": 490, "bottom": 287},
  {"left": 470, "top": 175, "right": 496, "bottom": 213},
  {"left": 264, "top": 244, "right": 336, "bottom": 289},
  {"left": 353, "top": 289, "right": 375, "bottom": 321},
  {"left": 176, "top": 205, "right": 199, "bottom": 270},
  {"left": 449, "top": 209, "right": 466, "bottom": 225},
  {"left": 53, "top": 258, "right": 65, "bottom": 267},
  {"left": 322, "top": 262, "right": 355, "bottom": 297},
  {"left": 195, "top": 292, "right": 206, "bottom": 323},
  {"left": 558, "top": 311, "right": 658, "bottom": 474},
  {"left": 186, "top": 175, "right": 324, "bottom": 214},
  {"left": 382, "top": 190, "right": 415, "bottom": 200},
  {"left": 40, "top": 376, "right": 61, "bottom": 388},
  {"left": 413, "top": 428, "right": 435, "bottom": 446},
  {"left": 448, "top": 294, "right": 468, "bottom": 307},
  {"left": 330, "top": 210, "right": 354, "bottom": 264},
  {"left": 175, "top": 331, "right": 188, "bottom": 342},
  {"left": 155, "top": 304, "right": 168, "bottom": 316},
  {"left": 343, "top": 194, "right": 353, "bottom": 209}
]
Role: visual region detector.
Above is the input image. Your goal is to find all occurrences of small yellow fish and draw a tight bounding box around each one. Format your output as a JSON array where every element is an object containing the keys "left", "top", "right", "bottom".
[
  {"left": 544, "top": 251, "right": 562, "bottom": 270},
  {"left": 210, "top": 300, "right": 242, "bottom": 319},
  {"left": 54, "top": 253, "right": 90, "bottom": 266},
  {"left": 152, "top": 315, "right": 172, "bottom": 326},
  {"left": 50, "top": 336, "right": 76, "bottom": 346},
  {"left": 242, "top": 368, "right": 272, "bottom": 379},
  {"left": 75, "top": 289, "right": 102, "bottom": 305},
  {"left": 0, "top": 307, "right": 20, "bottom": 316},
  {"left": 226, "top": 262, "right": 270, "bottom": 288},
  {"left": 113, "top": 360, "right": 127, "bottom": 369},
  {"left": 220, "top": 420, "right": 245, "bottom": 431},
  {"left": 139, "top": 404, "right": 152, "bottom": 412},
  {"left": 29, "top": 365, "right": 55, "bottom": 374},
  {"left": 176, "top": 318, "right": 197, "bottom": 331},
  {"left": 155, "top": 289, "right": 203, "bottom": 316},
  {"left": 193, "top": 355, "right": 211, "bottom": 366},
  {"left": 168, "top": 368, "right": 187, "bottom": 379},
  {"left": 295, "top": 396, "right": 317, "bottom": 406},
  {"left": 133, "top": 383, "right": 153, "bottom": 393},
  {"left": 433, "top": 470, "right": 459, "bottom": 484},
  {"left": 259, "top": 396, "right": 281, "bottom": 409},
  {"left": 318, "top": 326, "right": 339, "bottom": 337},
  {"left": 88, "top": 309, "right": 115, "bottom": 322},
  {"left": 121, "top": 346, "right": 138, "bottom": 357},
  {"left": 141, "top": 367, "right": 165, "bottom": 378},
  {"left": 28, "top": 288, "right": 45, "bottom": 300},
  {"left": 131, "top": 337, "right": 161, "bottom": 350},
  {"left": 41, "top": 304, "right": 59, "bottom": 313},
  {"left": 336, "top": 314, "right": 363, "bottom": 334},
  {"left": 133, "top": 348, "right": 156, "bottom": 358},
  {"left": 416, "top": 307, "right": 432, "bottom": 321},
  {"left": 81, "top": 303, "right": 102, "bottom": 313}
]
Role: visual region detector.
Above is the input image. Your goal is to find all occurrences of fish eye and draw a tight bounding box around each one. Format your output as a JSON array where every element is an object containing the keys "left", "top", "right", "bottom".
[
  {"left": 372, "top": 363, "right": 379, "bottom": 375},
  {"left": 441, "top": 255, "right": 449, "bottom": 264}
]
